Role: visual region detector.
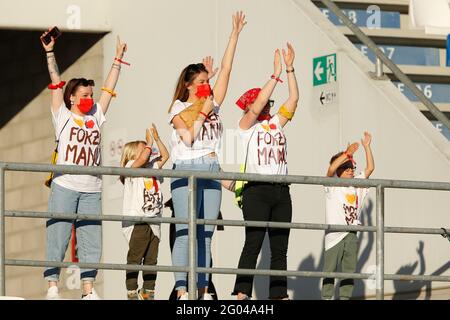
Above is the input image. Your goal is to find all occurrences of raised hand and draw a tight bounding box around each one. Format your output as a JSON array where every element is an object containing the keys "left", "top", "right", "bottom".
[
  {"left": 345, "top": 142, "right": 359, "bottom": 156},
  {"left": 232, "top": 11, "right": 247, "bottom": 36},
  {"left": 361, "top": 131, "right": 372, "bottom": 147},
  {"left": 116, "top": 36, "right": 127, "bottom": 59},
  {"left": 274, "top": 49, "right": 282, "bottom": 77},
  {"left": 150, "top": 123, "right": 160, "bottom": 142},
  {"left": 282, "top": 42, "right": 295, "bottom": 69},
  {"left": 146, "top": 128, "right": 153, "bottom": 146},
  {"left": 202, "top": 56, "right": 218, "bottom": 80},
  {"left": 40, "top": 27, "right": 56, "bottom": 52}
]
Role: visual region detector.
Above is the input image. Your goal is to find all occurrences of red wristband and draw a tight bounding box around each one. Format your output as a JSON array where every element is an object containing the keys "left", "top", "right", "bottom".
[
  {"left": 271, "top": 75, "right": 283, "bottom": 83},
  {"left": 48, "top": 81, "right": 66, "bottom": 90},
  {"left": 199, "top": 111, "right": 209, "bottom": 119},
  {"left": 114, "top": 58, "right": 130, "bottom": 66},
  {"left": 344, "top": 151, "right": 356, "bottom": 164}
]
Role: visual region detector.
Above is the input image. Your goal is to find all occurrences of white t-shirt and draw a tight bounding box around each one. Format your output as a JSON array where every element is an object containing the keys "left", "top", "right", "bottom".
[
  {"left": 324, "top": 172, "right": 370, "bottom": 251},
  {"left": 168, "top": 100, "right": 222, "bottom": 162},
  {"left": 238, "top": 115, "right": 288, "bottom": 175},
  {"left": 122, "top": 155, "right": 163, "bottom": 242},
  {"left": 51, "top": 103, "right": 106, "bottom": 192}
]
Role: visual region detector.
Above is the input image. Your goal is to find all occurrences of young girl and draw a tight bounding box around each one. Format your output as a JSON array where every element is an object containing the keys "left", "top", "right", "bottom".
[{"left": 120, "top": 124, "right": 169, "bottom": 300}]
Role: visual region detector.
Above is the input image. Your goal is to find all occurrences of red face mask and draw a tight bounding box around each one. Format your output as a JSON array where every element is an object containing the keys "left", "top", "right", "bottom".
[
  {"left": 195, "top": 83, "right": 212, "bottom": 98},
  {"left": 77, "top": 98, "right": 94, "bottom": 114}
]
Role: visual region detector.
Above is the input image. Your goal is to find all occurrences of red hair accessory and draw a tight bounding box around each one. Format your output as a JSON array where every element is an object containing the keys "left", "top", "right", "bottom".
[
  {"left": 236, "top": 88, "right": 261, "bottom": 110},
  {"left": 48, "top": 81, "right": 66, "bottom": 90}
]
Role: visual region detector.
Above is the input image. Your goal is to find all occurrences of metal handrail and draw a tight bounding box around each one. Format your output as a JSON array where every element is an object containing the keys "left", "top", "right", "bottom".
[
  {"left": 0, "top": 162, "right": 449, "bottom": 300},
  {"left": 1, "top": 162, "right": 450, "bottom": 190},
  {"left": 319, "top": 0, "right": 450, "bottom": 131}
]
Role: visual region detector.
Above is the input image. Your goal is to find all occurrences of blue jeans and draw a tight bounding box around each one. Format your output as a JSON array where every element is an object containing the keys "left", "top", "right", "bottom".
[
  {"left": 44, "top": 182, "right": 102, "bottom": 282},
  {"left": 170, "top": 156, "right": 222, "bottom": 291}
]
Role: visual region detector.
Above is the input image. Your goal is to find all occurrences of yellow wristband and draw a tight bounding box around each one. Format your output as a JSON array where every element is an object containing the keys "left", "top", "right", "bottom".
[
  {"left": 101, "top": 87, "right": 117, "bottom": 97},
  {"left": 278, "top": 105, "right": 294, "bottom": 120}
]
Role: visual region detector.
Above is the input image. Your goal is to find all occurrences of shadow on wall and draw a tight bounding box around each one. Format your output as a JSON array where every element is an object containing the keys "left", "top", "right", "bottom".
[
  {"left": 0, "top": 29, "right": 106, "bottom": 128},
  {"left": 392, "top": 240, "right": 450, "bottom": 300},
  {"left": 288, "top": 199, "right": 374, "bottom": 300}
]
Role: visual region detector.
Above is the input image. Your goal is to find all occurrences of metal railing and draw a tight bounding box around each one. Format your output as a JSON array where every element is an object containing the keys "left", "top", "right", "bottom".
[
  {"left": 0, "top": 162, "right": 450, "bottom": 300},
  {"left": 319, "top": 0, "right": 450, "bottom": 131}
]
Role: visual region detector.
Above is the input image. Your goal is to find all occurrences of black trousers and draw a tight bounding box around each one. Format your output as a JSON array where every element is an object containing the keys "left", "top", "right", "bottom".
[{"left": 233, "top": 183, "right": 292, "bottom": 299}]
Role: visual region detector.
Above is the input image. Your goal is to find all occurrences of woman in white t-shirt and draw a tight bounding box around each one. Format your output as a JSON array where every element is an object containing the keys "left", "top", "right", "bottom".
[
  {"left": 232, "top": 44, "right": 299, "bottom": 300},
  {"left": 322, "top": 133, "right": 374, "bottom": 300},
  {"left": 168, "top": 12, "right": 246, "bottom": 300},
  {"left": 40, "top": 28, "right": 128, "bottom": 299}
]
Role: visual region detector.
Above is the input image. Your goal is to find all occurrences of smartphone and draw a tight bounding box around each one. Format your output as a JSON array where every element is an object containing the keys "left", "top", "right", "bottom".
[{"left": 41, "top": 27, "right": 62, "bottom": 45}]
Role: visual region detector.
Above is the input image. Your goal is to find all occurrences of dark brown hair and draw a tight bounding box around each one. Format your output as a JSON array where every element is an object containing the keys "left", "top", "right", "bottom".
[
  {"left": 330, "top": 152, "right": 354, "bottom": 177},
  {"left": 169, "top": 63, "right": 208, "bottom": 112},
  {"left": 63, "top": 78, "right": 95, "bottom": 109}
]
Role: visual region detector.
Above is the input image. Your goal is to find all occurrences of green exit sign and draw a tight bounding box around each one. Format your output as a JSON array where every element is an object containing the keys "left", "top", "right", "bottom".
[{"left": 313, "top": 53, "right": 337, "bottom": 86}]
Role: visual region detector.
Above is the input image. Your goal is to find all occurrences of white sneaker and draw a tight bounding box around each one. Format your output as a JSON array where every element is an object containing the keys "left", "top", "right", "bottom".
[
  {"left": 199, "top": 293, "right": 214, "bottom": 300},
  {"left": 82, "top": 288, "right": 101, "bottom": 300},
  {"left": 177, "top": 292, "right": 189, "bottom": 300},
  {"left": 46, "top": 286, "right": 61, "bottom": 300}
]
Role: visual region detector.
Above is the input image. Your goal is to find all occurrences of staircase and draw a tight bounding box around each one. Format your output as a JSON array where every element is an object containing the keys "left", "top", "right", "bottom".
[{"left": 312, "top": 0, "right": 450, "bottom": 140}]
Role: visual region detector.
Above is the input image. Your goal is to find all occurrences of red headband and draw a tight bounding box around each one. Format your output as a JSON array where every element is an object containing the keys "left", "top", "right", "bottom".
[{"left": 236, "top": 88, "right": 261, "bottom": 110}]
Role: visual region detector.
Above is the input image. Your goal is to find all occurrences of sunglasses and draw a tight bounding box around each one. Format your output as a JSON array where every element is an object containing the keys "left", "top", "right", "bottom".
[
  {"left": 76, "top": 78, "right": 95, "bottom": 87},
  {"left": 339, "top": 161, "right": 356, "bottom": 171}
]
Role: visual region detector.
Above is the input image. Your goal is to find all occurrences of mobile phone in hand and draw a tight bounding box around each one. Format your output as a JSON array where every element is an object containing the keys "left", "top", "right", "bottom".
[{"left": 41, "top": 27, "right": 62, "bottom": 45}]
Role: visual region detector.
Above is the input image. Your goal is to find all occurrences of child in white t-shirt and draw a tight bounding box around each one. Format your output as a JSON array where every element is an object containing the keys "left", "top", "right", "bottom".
[
  {"left": 120, "top": 124, "right": 169, "bottom": 300},
  {"left": 322, "top": 132, "right": 374, "bottom": 300}
]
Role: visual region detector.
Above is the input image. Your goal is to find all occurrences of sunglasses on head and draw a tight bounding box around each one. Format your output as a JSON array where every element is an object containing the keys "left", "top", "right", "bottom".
[{"left": 76, "top": 78, "right": 95, "bottom": 86}]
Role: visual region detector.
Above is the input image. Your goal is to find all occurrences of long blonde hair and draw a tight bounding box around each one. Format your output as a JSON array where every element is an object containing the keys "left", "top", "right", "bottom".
[{"left": 119, "top": 140, "right": 146, "bottom": 184}]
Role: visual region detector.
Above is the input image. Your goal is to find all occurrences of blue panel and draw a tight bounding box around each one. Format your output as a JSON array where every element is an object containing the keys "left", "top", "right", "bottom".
[
  {"left": 320, "top": 8, "right": 400, "bottom": 28},
  {"left": 355, "top": 44, "right": 441, "bottom": 66},
  {"left": 431, "top": 121, "right": 450, "bottom": 140},
  {"left": 393, "top": 82, "right": 450, "bottom": 103}
]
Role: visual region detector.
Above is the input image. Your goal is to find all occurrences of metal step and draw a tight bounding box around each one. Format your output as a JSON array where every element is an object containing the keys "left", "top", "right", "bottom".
[
  {"left": 339, "top": 26, "right": 447, "bottom": 48},
  {"left": 312, "top": 0, "right": 410, "bottom": 13}
]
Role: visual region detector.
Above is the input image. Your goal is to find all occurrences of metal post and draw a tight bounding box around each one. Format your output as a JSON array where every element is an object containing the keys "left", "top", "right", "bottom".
[
  {"left": 375, "top": 57, "right": 384, "bottom": 78},
  {"left": 376, "top": 185, "right": 385, "bottom": 300},
  {"left": 0, "top": 167, "right": 5, "bottom": 296},
  {"left": 187, "top": 176, "right": 197, "bottom": 300}
]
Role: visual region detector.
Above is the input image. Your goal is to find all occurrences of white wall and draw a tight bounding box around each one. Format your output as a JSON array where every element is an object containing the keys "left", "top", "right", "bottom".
[
  {"left": 3, "top": 0, "right": 448, "bottom": 299},
  {"left": 99, "top": 0, "right": 450, "bottom": 299}
]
